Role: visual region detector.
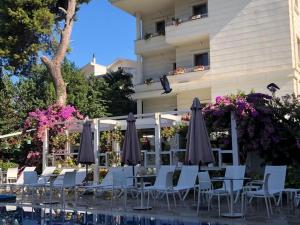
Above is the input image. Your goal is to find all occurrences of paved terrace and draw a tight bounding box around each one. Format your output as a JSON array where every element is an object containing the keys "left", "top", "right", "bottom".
[{"left": 0, "top": 190, "right": 299, "bottom": 225}]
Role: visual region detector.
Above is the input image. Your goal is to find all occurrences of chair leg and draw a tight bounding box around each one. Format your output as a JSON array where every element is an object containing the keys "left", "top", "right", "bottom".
[
  {"left": 173, "top": 192, "right": 176, "bottom": 208},
  {"left": 218, "top": 195, "right": 221, "bottom": 217},
  {"left": 268, "top": 197, "right": 273, "bottom": 214},
  {"left": 165, "top": 192, "right": 170, "bottom": 210},
  {"left": 264, "top": 197, "right": 270, "bottom": 218},
  {"left": 197, "top": 190, "right": 201, "bottom": 215}
]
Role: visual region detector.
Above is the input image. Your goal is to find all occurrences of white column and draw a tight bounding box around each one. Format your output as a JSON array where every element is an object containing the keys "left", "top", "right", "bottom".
[
  {"left": 154, "top": 113, "right": 162, "bottom": 170},
  {"left": 137, "top": 99, "right": 143, "bottom": 114},
  {"left": 42, "top": 128, "right": 49, "bottom": 171},
  {"left": 135, "top": 12, "right": 143, "bottom": 85},
  {"left": 230, "top": 112, "right": 239, "bottom": 165},
  {"left": 93, "top": 119, "right": 99, "bottom": 183},
  {"left": 136, "top": 12, "right": 142, "bottom": 40}
]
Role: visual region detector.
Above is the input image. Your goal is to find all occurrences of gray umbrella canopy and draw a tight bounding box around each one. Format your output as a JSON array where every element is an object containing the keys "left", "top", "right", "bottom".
[
  {"left": 185, "top": 98, "right": 215, "bottom": 165},
  {"left": 77, "top": 121, "right": 95, "bottom": 165},
  {"left": 121, "top": 113, "right": 141, "bottom": 165}
]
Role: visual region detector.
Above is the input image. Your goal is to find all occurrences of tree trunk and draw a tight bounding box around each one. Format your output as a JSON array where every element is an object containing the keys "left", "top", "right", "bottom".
[{"left": 41, "top": 0, "right": 77, "bottom": 106}]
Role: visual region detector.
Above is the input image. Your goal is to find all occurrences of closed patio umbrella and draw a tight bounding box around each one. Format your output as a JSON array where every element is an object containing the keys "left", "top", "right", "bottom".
[
  {"left": 185, "top": 97, "right": 214, "bottom": 166},
  {"left": 77, "top": 121, "right": 95, "bottom": 182},
  {"left": 122, "top": 113, "right": 141, "bottom": 183}
]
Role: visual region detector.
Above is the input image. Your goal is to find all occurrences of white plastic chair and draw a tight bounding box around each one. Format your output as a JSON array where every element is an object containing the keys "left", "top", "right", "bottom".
[
  {"left": 207, "top": 165, "right": 246, "bottom": 216},
  {"left": 37, "top": 166, "right": 56, "bottom": 184},
  {"left": 196, "top": 171, "right": 212, "bottom": 215},
  {"left": 6, "top": 168, "right": 18, "bottom": 183},
  {"left": 53, "top": 171, "right": 77, "bottom": 205},
  {"left": 21, "top": 171, "right": 38, "bottom": 201},
  {"left": 111, "top": 170, "right": 129, "bottom": 207},
  {"left": 242, "top": 165, "right": 287, "bottom": 217},
  {"left": 16, "top": 167, "right": 36, "bottom": 185},
  {"left": 75, "top": 168, "right": 87, "bottom": 185},
  {"left": 53, "top": 168, "right": 75, "bottom": 186},
  {"left": 144, "top": 165, "right": 176, "bottom": 209},
  {"left": 172, "top": 165, "right": 198, "bottom": 200}
]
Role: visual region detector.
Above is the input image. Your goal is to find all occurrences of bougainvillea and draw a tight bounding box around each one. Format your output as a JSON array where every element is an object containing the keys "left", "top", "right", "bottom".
[
  {"left": 22, "top": 104, "right": 84, "bottom": 167},
  {"left": 201, "top": 93, "right": 300, "bottom": 165},
  {"left": 24, "top": 104, "right": 83, "bottom": 140}
]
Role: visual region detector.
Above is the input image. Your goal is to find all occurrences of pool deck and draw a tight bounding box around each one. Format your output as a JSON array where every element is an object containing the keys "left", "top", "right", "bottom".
[{"left": 0, "top": 191, "right": 299, "bottom": 225}]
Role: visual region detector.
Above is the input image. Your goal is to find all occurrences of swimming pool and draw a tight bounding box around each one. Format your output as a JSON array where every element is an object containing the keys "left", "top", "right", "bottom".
[{"left": 0, "top": 205, "right": 226, "bottom": 225}]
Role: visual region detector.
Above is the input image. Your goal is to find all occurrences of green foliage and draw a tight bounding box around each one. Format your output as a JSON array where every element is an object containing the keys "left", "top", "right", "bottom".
[
  {"left": 0, "top": 160, "right": 19, "bottom": 170},
  {"left": 0, "top": 0, "right": 90, "bottom": 73},
  {"left": 103, "top": 69, "right": 136, "bottom": 116},
  {"left": 0, "top": 75, "right": 20, "bottom": 134}
]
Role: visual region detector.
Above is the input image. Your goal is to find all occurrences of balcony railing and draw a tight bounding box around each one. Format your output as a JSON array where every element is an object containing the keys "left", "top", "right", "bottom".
[
  {"left": 142, "top": 65, "right": 210, "bottom": 85},
  {"left": 166, "top": 13, "right": 208, "bottom": 27},
  {"left": 138, "top": 31, "right": 165, "bottom": 41},
  {"left": 168, "top": 65, "right": 210, "bottom": 76}
]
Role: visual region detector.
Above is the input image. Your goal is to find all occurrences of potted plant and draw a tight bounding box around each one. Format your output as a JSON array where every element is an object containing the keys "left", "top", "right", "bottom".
[
  {"left": 144, "top": 33, "right": 152, "bottom": 40},
  {"left": 144, "top": 78, "right": 153, "bottom": 85},
  {"left": 172, "top": 17, "right": 181, "bottom": 26}
]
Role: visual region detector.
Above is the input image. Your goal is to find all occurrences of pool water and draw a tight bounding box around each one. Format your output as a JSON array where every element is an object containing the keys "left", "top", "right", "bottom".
[{"left": 0, "top": 206, "right": 226, "bottom": 225}]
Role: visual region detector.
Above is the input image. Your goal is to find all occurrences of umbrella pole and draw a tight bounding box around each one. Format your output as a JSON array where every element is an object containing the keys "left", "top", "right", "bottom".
[
  {"left": 86, "top": 164, "right": 88, "bottom": 184},
  {"left": 132, "top": 165, "right": 135, "bottom": 186}
]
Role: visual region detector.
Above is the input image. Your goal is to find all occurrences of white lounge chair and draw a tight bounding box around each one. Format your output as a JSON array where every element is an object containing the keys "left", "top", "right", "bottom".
[
  {"left": 172, "top": 165, "right": 198, "bottom": 200},
  {"left": 76, "top": 167, "right": 132, "bottom": 199},
  {"left": 21, "top": 171, "right": 38, "bottom": 201},
  {"left": 207, "top": 165, "right": 246, "bottom": 216},
  {"left": 196, "top": 171, "right": 212, "bottom": 215},
  {"left": 242, "top": 165, "right": 287, "bottom": 217},
  {"left": 75, "top": 168, "right": 87, "bottom": 185},
  {"left": 52, "top": 168, "right": 75, "bottom": 186},
  {"left": 37, "top": 166, "right": 56, "bottom": 184},
  {"left": 144, "top": 165, "right": 176, "bottom": 209},
  {"left": 52, "top": 171, "right": 77, "bottom": 205},
  {"left": 5, "top": 168, "right": 18, "bottom": 183},
  {"left": 15, "top": 167, "right": 36, "bottom": 185}
]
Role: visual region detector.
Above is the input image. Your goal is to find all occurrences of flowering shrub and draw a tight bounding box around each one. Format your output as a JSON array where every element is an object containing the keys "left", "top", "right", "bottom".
[
  {"left": 22, "top": 104, "right": 84, "bottom": 167},
  {"left": 201, "top": 93, "right": 300, "bottom": 165},
  {"left": 24, "top": 104, "right": 83, "bottom": 140}
]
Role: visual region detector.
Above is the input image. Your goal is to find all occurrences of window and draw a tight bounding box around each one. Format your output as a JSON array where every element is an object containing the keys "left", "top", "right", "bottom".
[
  {"left": 193, "top": 3, "right": 208, "bottom": 16},
  {"left": 156, "top": 20, "right": 165, "bottom": 35},
  {"left": 194, "top": 53, "right": 209, "bottom": 66}
]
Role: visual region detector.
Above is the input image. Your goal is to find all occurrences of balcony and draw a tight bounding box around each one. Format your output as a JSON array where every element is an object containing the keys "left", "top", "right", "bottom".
[
  {"left": 109, "top": 0, "right": 174, "bottom": 16},
  {"left": 166, "top": 14, "right": 211, "bottom": 45},
  {"left": 135, "top": 33, "right": 174, "bottom": 56}
]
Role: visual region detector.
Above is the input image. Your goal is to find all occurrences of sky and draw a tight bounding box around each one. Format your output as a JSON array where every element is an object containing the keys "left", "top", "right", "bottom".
[{"left": 67, "top": 0, "right": 136, "bottom": 68}]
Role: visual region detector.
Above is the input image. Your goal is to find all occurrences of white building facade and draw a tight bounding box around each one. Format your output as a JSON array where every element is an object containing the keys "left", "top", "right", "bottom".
[
  {"left": 109, "top": 0, "right": 300, "bottom": 113},
  {"left": 81, "top": 57, "right": 138, "bottom": 83}
]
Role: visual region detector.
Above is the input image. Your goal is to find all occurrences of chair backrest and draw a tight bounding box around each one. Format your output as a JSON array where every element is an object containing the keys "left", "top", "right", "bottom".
[
  {"left": 101, "top": 167, "right": 123, "bottom": 186},
  {"left": 63, "top": 171, "right": 76, "bottom": 187},
  {"left": 263, "top": 165, "right": 287, "bottom": 193},
  {"left": 176, "top": 165, "right": 198, "bottom": 188},
  {"left": 198, "top": 171, "right": 212, "bottom": 190},
  {"left": 38, "top": 166, "right": 56, "bottom": 184},
  {"left": 154, "top": 165, "right": 176, "bottom": 188},
  {"left": 16, "top": 167, "right": 36, "bottom": 184},
  {"left": 53, "top": 168, "right": 74, "bottom": 186},
  {"left": 223, "top": 165, "right": 246, "bottom": 191},
  {"left": 6, "top": 168, "right": 18, "bottom": 182},
  {"left": 75, "top": 168, "right": 87, "bottom": 185},
  {"left": 112, "top": 170, "right": 127, "bottom": 187},
  {"left": 123, "top": 166, "right": 134, "bottom": 187},
  {"left": 23, "top": 171, "right": 38, "bottom": 185}
]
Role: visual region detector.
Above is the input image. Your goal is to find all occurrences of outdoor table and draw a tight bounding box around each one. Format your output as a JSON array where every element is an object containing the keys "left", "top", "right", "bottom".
[
  {"left": 129, "top": 174, "right": 156, "bottom": 210},
  {"left": 212, "top": 177, "right": 250, "bottom": 218},
  {"left": 283, "top": 188, "right": 300, "bottom": 208}
]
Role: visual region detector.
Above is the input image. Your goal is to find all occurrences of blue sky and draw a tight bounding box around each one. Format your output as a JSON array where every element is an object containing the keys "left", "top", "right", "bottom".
[{"left": 67, "top": 0, "right": 136, "bottom": 67}]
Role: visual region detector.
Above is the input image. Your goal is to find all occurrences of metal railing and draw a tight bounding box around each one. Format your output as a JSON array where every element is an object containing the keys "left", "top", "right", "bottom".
[{"left": 166, "top": 14, "right": 208, "bottom": 27}]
